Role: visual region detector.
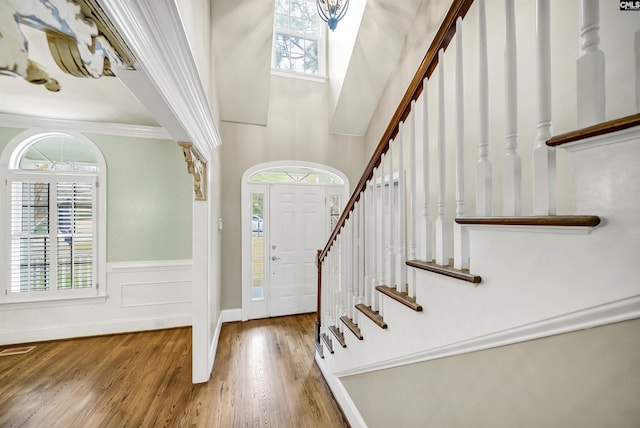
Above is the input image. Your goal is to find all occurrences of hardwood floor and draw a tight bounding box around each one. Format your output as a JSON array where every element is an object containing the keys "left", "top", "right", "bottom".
[{"left": 0, "top": 313, "right": 349, "bottom": 427}]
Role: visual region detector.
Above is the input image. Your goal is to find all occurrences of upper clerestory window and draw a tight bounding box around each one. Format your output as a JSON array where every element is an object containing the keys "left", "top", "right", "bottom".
[{"left": 272, "top": 0, "right": 325, "bottom": 78}]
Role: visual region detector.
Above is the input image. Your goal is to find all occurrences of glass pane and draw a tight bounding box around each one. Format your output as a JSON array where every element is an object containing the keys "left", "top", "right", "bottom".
[
  {"left": 57, "top": 182, "right": 94, "bottom": 289},
  {"left": 304, "top": 39, "right": 318, "bottom": 74},
  {"left": 251, "top": 193, "right": 265, "bottom": 301},
  {"left": 330, "top": 195, "right": 340, "bottom": 231},
  {"left": 290, "top": 37, "right": 305, "bottom": 72},
  {"left": 19, "top": 134, "right": 99, "bottom": 172},
  {"left": 275, "top": 0, "right": 289, "bottom": 14},
  {"left": 10, "top": 181, "right": 51, "bottom": 292},
  {"left": 274, "top": 13, "right": 289, "bottom": 31},
  {"left": 274, "top": 32, "right": 291, "bottom": 70},
  {"left": 249, "top": 167, "right": 343, "bottom": 185}
]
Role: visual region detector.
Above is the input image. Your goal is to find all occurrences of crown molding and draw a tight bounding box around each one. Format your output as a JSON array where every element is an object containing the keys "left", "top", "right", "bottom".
[
  {"left": 0, "top": 113, "right": 170, "bottom": 140},
  {"left": 98, "top": 0, "right": 221, "bottom": 155}
]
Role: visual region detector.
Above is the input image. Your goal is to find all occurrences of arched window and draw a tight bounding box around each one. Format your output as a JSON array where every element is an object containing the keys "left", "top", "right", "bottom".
[{"left": 1, "top": 131, "right": 106, "bottom": 301}]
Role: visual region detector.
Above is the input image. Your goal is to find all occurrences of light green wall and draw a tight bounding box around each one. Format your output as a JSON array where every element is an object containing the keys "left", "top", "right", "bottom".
[
  {"left": 341, "top": 318, "right": 640, "bottom": 428},
  {"left": 88, "top": 134, "right": 192, "bottom": 261},
  {"left": 0, "top": 127, "right": 192, "bottom": 262}
]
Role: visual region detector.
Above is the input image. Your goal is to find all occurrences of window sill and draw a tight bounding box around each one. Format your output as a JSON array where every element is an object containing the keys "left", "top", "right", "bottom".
[
  {"left": 0, "top": 293, "right": 108, "bottom": 310},
  {"left": 271, "top": 69, "right": 328, "bottom": 83}
]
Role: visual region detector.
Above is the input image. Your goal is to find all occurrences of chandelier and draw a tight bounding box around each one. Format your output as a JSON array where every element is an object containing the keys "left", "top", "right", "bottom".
[{"left": 316, "top": 0, "right": 349, "bottom": 31}]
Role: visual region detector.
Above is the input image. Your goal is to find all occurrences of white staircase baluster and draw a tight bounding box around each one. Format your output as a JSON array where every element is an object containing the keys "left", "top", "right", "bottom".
[
  {"left": 365, "top": 184, "right": 373, "bottom": 308},
  {"left": 454, "top": 17, "right": 469, "bottom": 270},
  {"left": 409, "top": 102, "right": 417, "bottom": 297},
  {"left": 325, "top": 250, "right": 330, "bottom": 333},
  {"left": 436, "top": 48, "right": 449, "bottom": 266},
  {"left": 409, "top": 103, "right": 417, "bottom": 264},
  {"left": 533, "top": 0, "right": 556, "bottom": 215},
  {"left": 504, "top": 0, "right": 522, "bottom": 217},
  {"left": 421, "top": 78, "right": 433, "bottom": 262},
  {"left": 376, "top": 154, "right": 386, "bottom": 312},
  {"left": 348, "top": 214, "right": 354, "bottom": 320},
  {"left": 388, "top": 138, "right": 396, "bottom": 287},
  {"left": 331, "top": 244, "right": 344, "bottom": 325},
  {"left": 577, "top": 0, "right": 605, "bottom": 128},
  {"left": 340, "top": 231, "right": 347, "bottom": 322},
  {"left": 359, "top": 191, "right": 366, "bottom": 312},
  {"left": 356, "top": 198, "right": 362, "bottom": 317},
  {"left": 477, "top": 0, "right": 493, "bottom": 216},
  {"left": 371, "top": 168, "right": 379, "bottom": 309},
  {"left": 636, "top": 23, "right": 640, "bottom": 111},
  {"left": 398, "top": 123, "right": 407, "bottom": 293}
]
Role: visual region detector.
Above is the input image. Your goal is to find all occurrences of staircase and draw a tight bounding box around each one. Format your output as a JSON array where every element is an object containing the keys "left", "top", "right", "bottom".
[{"left": 313, "top": 1, "right": 640, "bottom": 425}]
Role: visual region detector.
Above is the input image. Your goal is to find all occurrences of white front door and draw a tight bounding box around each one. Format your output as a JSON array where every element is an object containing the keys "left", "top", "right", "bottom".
[{"left": 269, "top": 184, "right": 325, "bottom": 317}]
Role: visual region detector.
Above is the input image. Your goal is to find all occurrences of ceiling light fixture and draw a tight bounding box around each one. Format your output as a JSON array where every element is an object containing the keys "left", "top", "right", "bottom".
[{"left": 316, "top": 0, "right": 349, "bottom": 31}]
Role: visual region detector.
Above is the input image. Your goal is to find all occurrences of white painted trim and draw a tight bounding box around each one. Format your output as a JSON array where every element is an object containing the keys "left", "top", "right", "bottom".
[
  {"left": 0, "top": 129, "right": 108, "bottom": 304},
  {"left": 463, "top": 225, "right": 597, "bottom": 235},
  {"left": 558, "top": 124, "right": 640, "bottom": 152},
  {"left": 99, "top": 0, "right": 221, "bottom": 154},
  {"left": 271, "top": 69, "right": 328, "bottom": 83},
  {"left": 241, "top": 161, "right": 350, "bottom": 321},
  {"left": 221, "top": 308, "right": 242, "bottom": 323},
  {"left": 0, "top": 295, "right": 108, "bottom": 310},
  {"left": 333, "top": 294, "right": 640, "bottom": 377},
  {"left": 208, "top": 309, "right": 241, "bottom": 380},
  {"left": 316, "top": 353, "right": 368, "bottom": 428},
  {"left": 107, "top": 259, "right": 192, "bottom": 273},
  {"left": 0, "top": 114, "right": 170, "bottom": 140},
  {"left": 209, "top": 311, "right": 224, "bottom": 378},
  {"left": 0, "top": 315, "right": 191, "bottom": 346},
  {"left": 120, "top": 280, "right": 191, "bottom": 308}
]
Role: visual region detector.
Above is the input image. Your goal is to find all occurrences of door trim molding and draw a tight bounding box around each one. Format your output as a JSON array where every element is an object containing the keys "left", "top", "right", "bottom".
[{"left": 241, "top": 161, "right": 349, "bottom": 321}]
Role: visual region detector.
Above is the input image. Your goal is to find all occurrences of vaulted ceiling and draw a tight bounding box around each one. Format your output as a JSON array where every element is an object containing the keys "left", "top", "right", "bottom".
[{"left": 0, "top": 0, "right": 428, "bottom": 138}]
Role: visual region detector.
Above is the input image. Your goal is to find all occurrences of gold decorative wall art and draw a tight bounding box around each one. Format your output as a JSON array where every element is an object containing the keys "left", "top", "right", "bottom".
[{"left": 178, "top": 142, "right": 207, "bottom": 201}]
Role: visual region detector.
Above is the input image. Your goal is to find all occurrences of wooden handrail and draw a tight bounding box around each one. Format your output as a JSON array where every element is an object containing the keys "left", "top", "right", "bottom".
[
  {"left": 319, "top": 0, "right": 474, "bottom": 262},
  {"left": 547, "top": 113, "right": 640, "bottom": 147}
]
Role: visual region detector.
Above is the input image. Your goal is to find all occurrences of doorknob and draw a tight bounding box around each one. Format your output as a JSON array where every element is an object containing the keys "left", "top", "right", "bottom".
[{"left": 272, "top": 256, "right": 281, "bottom": 261}]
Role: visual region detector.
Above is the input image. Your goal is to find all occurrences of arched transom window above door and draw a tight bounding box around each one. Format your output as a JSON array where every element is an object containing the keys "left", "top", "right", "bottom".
[{"left": 248, "top": 166, "right": 344, "bottom": 185}]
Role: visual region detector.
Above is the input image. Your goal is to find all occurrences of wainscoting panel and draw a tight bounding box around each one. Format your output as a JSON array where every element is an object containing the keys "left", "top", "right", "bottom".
[{"left": 0, "top": 260, "right": 193, "bottom": 345}]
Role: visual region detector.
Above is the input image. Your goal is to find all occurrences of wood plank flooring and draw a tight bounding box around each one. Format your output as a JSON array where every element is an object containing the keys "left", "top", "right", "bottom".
[{"left": 0, "top": 313, "right": 349, "bottom": 427}]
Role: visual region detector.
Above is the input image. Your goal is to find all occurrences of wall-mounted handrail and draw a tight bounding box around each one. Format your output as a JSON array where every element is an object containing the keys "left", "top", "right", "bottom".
[{"left": 319, "top": 0, "right": 474, "bottom": 263}]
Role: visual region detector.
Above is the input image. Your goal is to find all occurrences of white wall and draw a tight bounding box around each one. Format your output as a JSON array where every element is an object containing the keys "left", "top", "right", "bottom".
[{"left": 0, "top": 261, "right": 192, "bottom": 345}]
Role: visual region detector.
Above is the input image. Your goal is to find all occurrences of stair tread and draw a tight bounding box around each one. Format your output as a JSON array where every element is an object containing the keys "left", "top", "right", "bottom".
[
  {"left": 355, "top": 304, "right": 388, "bottom": 329},
  {"left": 455, "top": 215, "right": 600, "bottom": 227},
  {"left": 375, "top": 285, "right": 423, "bottom": 312},
  {"left": 340, "top": 316, "right": 364, "bottom": 340},
  {"left": 328, "top": 325, "right": 347, "bottom": 348},
  {"left": 320, "top": 333, "right": 334, "bottom": 354},
  {"left": 407, "top": 259, "right": 481, "bottom": 284}
]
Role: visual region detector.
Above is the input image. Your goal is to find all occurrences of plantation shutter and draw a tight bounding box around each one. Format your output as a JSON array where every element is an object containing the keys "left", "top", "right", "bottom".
[
  {"left": 9, "top": 175, "right": 96, "bottom": 294},
  {"left": 10, "top": 181, "right": 51, "bottom": 293}
]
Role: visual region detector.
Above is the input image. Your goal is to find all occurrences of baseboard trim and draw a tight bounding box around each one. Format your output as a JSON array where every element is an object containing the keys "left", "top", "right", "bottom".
[
  {"left": 107, "top": 259, "right": 192, "bottom": 273},
  {"left": 315, "top": 353, "right": 368, "bottom": 428},
  {"left": 334, "top": 294, "right": 640, "bottom": 377},
  {"left": 0, "top": 315, "right": 191, "bottom": 346},
  {"left": 208, "top": 309, "right": 242, "bottom": 380},
  {"left": 221, "top": 308, "right": 242, "bottom": 323},
  {"left": 209, "top": 311, "right": 224, "bottom": 376}
]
